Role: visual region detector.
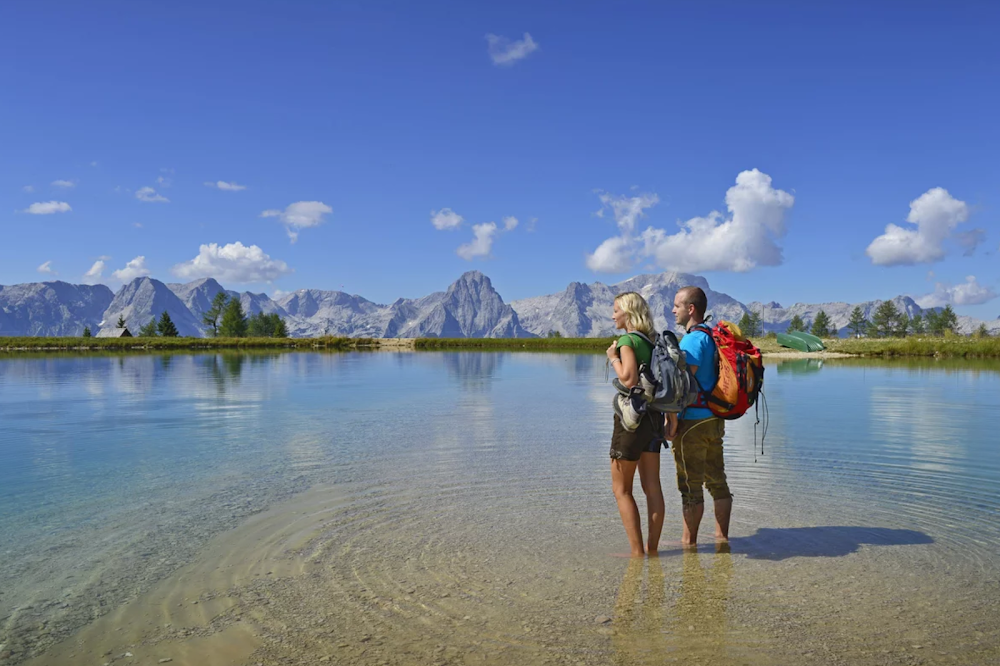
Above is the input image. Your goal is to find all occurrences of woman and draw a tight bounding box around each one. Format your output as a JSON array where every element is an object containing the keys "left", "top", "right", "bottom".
[{"left": 606, "top": 292, "right": 678, "bottom": 557}]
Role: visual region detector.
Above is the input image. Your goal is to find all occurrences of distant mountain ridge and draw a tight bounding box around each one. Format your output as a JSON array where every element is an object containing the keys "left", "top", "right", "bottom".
[{"left": 1, "top": 271, "right": 997, "bottom": 338}]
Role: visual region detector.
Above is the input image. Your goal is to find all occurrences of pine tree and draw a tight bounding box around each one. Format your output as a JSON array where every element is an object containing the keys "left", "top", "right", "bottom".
[
  {"left": 202, "top": 292, "right": 229, "bottom": 337},
  {"left": 139, "top": 318, "right": 159, "bottom": 337},
  {"left": 911, "top": 313, "right": 925, "bottom": 336},
  {"left": 925, "top": 309, "right": 943, "bottom": 336},
  {"left": 895, "top": 313, "right": 911, "bottom": 338},
  {"left": 157, "top": 311, "right": 179, "bottom": 337},
  {"left": 219, "top": 299, "right": 248, "bottom": 337},
  {"left": 82, "top": 326, "right": 92, "bottom": 337},
  {"left": 738, "top": 312, "right": 754, "bottom": 336},
  {"left": 810, "top": 310, "right": 831, "bottom": 338},
  {"left": 116, "top": 314, "right": 126, "bottom": 329},
  {"left": 870, "top": 300, "right": 901, "bottom": 338},
  {"left": 750, "top": 309, "right": 763, "bottom": 337},
  {"left": 247, "top": 312, "right": 288, "bottom": 337},
  {"left": 939, "top": 305, "right": 958, "bottom": 334},
  {"left": 787, "top": 314, "right": 805, "bottom": 333},
  {"left": 974, "top": 323, "right": 990, "bottom": 338},
  {"left": 848, "top": 306, "right": 867, "bottom": 337}
]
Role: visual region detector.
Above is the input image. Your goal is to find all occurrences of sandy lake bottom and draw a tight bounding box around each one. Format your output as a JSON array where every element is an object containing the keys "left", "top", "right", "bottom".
[{"left": 2, "top": 352, "right": 999, "bottom": 665}]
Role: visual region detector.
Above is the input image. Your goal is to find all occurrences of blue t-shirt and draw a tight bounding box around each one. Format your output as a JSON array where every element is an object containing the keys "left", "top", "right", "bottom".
[{"left": 680, "top": 327, "right": 717, "bottom": 420}]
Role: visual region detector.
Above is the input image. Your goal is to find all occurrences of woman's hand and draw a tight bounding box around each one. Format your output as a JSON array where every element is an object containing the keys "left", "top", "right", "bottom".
[
  {"left": 665, "top": 413, "right": 678, "bottom": 440},
  {"left": 606, "top": 341, "right": 619, "bottom": 361}
]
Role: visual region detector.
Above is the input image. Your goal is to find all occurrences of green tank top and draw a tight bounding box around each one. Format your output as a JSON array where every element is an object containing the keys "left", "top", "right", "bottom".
[{"left": 617, "top": 332, "right": 654, "bottom": 366}]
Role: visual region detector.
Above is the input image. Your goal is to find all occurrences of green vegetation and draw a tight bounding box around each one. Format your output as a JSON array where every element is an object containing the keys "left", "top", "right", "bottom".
[
  {"left": 787, "top": 314, "right": 805, "bottom": 333},
  {"left": 0, "top": 336, "right": 377, "bottom": 352},
  {"left": 737, "top": 309, "right": 763, "bottom": 337},
  {"left": 138, "top": 317, "right": 159, "bottom": 337},
  {"left": 247, "top": 312, "right": 289, "bottom": 338},
  {"left": 848, "top": 306, "right": 866, "bottom": 337},
  {"left": 202, "top": 292, "right": 228, "bottom": 337},
  {"left": 219, "top": 299, "right": 248, "bottom": 337},
  {"left": 116, "top": 314, "right": 127, "bottom": 328},
  {"left": 82, "top": 326, "right": 92, "bottom": 338},
  {"left": 810, "top": 310, "right": 831, "bottom": 338},
  {"left": 157, "top": 311, "right": 179, "bottom": 337},
  {"left": 414, "top": 337, "right": 614, "bottom": 351}
]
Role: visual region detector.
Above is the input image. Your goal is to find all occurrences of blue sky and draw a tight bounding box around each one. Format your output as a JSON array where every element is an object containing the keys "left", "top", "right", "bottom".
[{"left": 2, "top": 1, "right": 998, "bottom": 318}]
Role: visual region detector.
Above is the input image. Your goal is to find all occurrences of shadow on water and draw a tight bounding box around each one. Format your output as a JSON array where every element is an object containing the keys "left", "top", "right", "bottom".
[{"left": 731, "top": 526, "right": 934, "bottom": 560}]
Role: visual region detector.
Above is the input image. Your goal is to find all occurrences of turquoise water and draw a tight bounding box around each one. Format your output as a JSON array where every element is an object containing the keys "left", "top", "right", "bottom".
[{"left": 1, "top": 352, "right": 999, "bottom": 665}]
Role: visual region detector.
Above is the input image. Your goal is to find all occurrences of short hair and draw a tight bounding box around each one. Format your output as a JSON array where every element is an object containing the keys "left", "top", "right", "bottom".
[
  {"left": 677, "top": 286, "right": 708, "bottom": 318},
  {"left": 614, "top": 291, "right": 655, "bottom": 338}
]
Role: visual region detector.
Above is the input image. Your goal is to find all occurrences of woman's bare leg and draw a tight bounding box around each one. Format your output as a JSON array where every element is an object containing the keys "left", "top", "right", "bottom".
[
  {"left": 637, "top": 452, "right": 665, "bottom": 556},
  {"left": 611, "top": 459, "right": 644, "bottom": 557}
]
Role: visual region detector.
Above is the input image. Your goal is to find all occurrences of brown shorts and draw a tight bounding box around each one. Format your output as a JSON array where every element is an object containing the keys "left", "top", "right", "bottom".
[
  {"left": 610, "top": 412, "right": 665, "bottom": 462},
  {"left": 672, "top": 418, "right": 731, "bottom": 505}
]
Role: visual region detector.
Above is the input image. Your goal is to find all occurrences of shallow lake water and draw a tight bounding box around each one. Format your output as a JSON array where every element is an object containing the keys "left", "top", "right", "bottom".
[{"left": 1, "top": 352, "right": 999, "bottom": 666}]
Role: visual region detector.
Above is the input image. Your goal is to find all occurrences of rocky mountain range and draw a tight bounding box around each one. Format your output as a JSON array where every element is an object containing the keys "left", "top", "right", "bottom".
[{"left": 1, "top": 270, "right": 997, "bottom": 338}]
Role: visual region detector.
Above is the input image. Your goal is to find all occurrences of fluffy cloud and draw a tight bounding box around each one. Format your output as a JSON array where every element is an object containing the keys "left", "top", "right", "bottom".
[
  {"left": 82, "top": 259, "right": 106, "bottom": 284},
  {"left": 866, "top": 187, "right": 969, "bottom": 266},
  {"left": 136, "top": 186, "right": 169, "bottom": 203},
  {"left": 457, "top": 222, "right": 498, "bottom": 260},
  {"left": 112, "top": 256, "right": 151, "bottom": 281},
  {"left": 431, "top": 208, "right": 464, "bottom": 230},
  {"left": 261, "top": 201, "right": 332, "bottom": 243},
  {"left": 51, "top": 179, "right": 76, "bottom": 189},
  {"left": 24, "top": 201, "right": 72, "bottom": 214},
  {"left": 586, "top": 170, "right": 793, "bottom": 274},
  {"left": 171, "top": 242, "right": 292, "bottom": 283},
  {"left": 37, "top": 261, "right": 56, "bottom": 275},
  {"left": 205, "top": 180, "right": 247, "bottom": 191},
  {"left": 916, "top": 276, "right": 997, "bottom": 308},
  {"left": 486, "top": 32, "right": 539, "bottom": 66},
  {"left": 503, "top": 216, "right": 519, "bottom": 231}
]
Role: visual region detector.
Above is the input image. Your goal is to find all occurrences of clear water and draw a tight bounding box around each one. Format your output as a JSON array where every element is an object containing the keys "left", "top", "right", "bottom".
[{"left": 1, "top": 352, "right": 998, "bottom": 665}]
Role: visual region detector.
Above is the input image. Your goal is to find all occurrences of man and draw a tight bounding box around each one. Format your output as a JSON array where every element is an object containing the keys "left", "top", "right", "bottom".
[{"left": 669, "top": 286, "right": 732, "bottom": 545}]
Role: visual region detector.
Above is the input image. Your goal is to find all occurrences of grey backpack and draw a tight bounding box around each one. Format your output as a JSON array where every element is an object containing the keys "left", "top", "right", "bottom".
[{"left": 617, "top": 330, "right": 699, "bottom": 413}]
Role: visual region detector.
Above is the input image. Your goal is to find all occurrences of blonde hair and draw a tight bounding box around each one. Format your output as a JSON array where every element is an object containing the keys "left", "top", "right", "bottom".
[{"left": 614, "top": 292, "right": 655, "bottom": 339}]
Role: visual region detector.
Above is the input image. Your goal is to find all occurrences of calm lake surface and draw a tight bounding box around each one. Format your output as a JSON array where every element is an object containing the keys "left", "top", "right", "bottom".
[{"left": 1, "top": 352, "right": 999, "bottom": 666}]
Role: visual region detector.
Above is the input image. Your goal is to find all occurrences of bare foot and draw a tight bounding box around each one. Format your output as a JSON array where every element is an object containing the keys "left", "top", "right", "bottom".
[
  {"left": 714, "top": 534, "right": 729, "bottom": 542},
  {"left": 610, "top": 550, "right": 646, "bottom": 559}
]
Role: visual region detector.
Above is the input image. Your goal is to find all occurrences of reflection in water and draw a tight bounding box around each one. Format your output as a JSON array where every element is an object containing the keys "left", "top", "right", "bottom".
[
  {"left": 774, "top": 358, "right": 824, "bottom": 374},
  {"left": 442, "top": 352, "right": 504, "bottom": 391},
  {"left": 611, "top": 548, "right": 734, "bottom": 665}
]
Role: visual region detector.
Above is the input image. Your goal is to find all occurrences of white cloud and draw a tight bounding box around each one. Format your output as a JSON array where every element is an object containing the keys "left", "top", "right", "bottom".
[
  {"left": 24, "top": 201, "right": 72, "bottom": 214},
  {"left": 916, "top": 276, "right": 997, "bottom": 308},
  {"left": 51, "top": 179, "right": 76, "bottom": 189},
  {"left": 486, "top": 32, "right": 539, "bottom": 66},
  {"left": 261, "top": 201, "right": 332, "bottom": 243},
  {"left": 585, "top": 170, "right": 794, "bottom": 274},
  {"left": 171, "top": 242, "right": 292, "bottom": 283},
  {"left": 90, "top": 161, "right": 98, "bottom": 167},
  {"left": 37, "top": 260, "right": 56, "bottom": 275},
  {"left": 22, "top": 185, "right": 34, "bottom": 193},
  {"left": 866, "top": 187, "right": 969, "bottom": 266},
  {"left": 136, "top": 186, "right": 169, "bottom": 203},
  {"left": 431, "top": 207, "right": 464, "bottom": 230},
  {"left": 157, "top": 175, "right": 172, "bottom": 187},
  {"left": 82, "top": 259, "right": 106, "bottom": 284},
  {"left": 133, "top": 222, "right": 143, "bottom": 228},
  {"left": 112, "top": 256, "right": 151, "bottom": 282},
  {"left": 457, "top": 222, "right": 497, "bottom": 260},
  {"left": 205, "top": 180, "right": 247, "bottom": 191},
  {"left": 503, "top": 215, "right": 519, "bottom": 231}
]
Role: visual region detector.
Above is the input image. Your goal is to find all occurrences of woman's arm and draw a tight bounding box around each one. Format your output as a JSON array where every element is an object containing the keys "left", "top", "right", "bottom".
[{"left": 606, "top": 341, "right": 639, "bottom": 388}]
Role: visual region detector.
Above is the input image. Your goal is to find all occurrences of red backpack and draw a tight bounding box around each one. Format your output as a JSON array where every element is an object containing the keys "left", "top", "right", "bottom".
[{"left": 690, "top": 321, "right": 764, "bottom": 420}]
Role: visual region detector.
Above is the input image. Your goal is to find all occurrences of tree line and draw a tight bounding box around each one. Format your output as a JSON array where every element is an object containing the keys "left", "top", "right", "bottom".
[
  {"left": 735, "top": 301, "right": 984, "bottom": 339},
  {"left": 84, "top": 294, "right": 289, "bottom": 338}
]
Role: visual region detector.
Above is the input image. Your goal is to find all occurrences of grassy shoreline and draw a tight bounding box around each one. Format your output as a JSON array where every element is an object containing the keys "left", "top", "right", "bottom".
[{"left": 2, "top": 335, "right": 998, "bottom": 358}]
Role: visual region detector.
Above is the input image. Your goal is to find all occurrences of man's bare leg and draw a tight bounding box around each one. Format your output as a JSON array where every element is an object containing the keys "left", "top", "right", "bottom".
[
  {"left": 714, "top": 497, "right": 732, "bottom": 541},
  {"left": 611, "top": 459, "right": 645, "bottom": 557},
  {"left": 637, "top": 452, "right": 664, "bottom": 556},
  {"left": 681, "top": 502, "right": 704, "bottom": 547}
]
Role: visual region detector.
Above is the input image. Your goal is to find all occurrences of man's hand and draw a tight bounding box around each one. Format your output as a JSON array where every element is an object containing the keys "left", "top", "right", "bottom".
[{"left": 665, "top": 413, "right": 678, "bottom": 440}]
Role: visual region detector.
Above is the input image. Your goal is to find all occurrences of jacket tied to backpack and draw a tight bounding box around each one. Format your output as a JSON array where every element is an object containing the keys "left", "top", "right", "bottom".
[{"left": 612, "top": 330, "right": 700, "bottom": 416}]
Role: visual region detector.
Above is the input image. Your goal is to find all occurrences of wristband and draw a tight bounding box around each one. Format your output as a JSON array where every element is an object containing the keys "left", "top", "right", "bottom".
[{"left": 611, "top": 357, "right": 621, "bottom": 365}]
